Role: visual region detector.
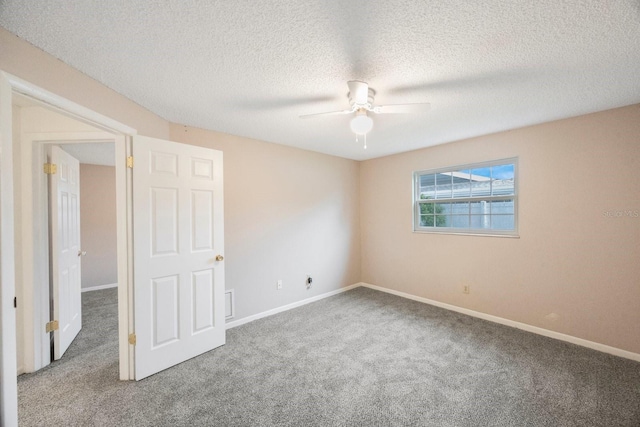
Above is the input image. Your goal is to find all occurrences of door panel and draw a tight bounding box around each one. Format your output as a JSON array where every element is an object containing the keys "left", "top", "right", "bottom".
[
  {"left": 133, "top": 136, "right": 225, "bottom": 380},
  {"left": 50, "top": 146, "right": 82, "bottom": 359},
  {"left": 152, "top": 274, "right": 179, "bottom": 347},
  {"left": 191, "top": 190, "right": 214, "bottom": 251},
  {"left": 192, "top": 268, "right": 215, "bottom": 333},
  {"left": 151, "top": 187, "right": 178, "bottom": 256}
]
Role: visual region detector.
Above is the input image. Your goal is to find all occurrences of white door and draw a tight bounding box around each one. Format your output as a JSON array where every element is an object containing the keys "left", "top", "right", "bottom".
[
  {"left": 49, "top": 146, "right": 82, "bottom": 359},
  {"left": 132, "top": 136, "right": 225, "bottom": 380}
]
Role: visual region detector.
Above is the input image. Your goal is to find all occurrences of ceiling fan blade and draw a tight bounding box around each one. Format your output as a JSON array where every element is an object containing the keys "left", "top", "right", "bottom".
[
  {"left": 299, "top": 109, "right": 353, "bottom": 119},
  {"left": 373, "top": 103, "right": 431, "bottom": 114},
  {"left": 347, "top": 81, "right": 369, "bottom": 105}
]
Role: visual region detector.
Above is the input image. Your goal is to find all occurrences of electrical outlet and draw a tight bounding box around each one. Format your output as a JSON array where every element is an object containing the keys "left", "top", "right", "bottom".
[
  {"left": 277, "top": 280, "right": 282, "bottom": 290},
  {"left": 463, "top": 285, "right": 470, "bottom": 294}
]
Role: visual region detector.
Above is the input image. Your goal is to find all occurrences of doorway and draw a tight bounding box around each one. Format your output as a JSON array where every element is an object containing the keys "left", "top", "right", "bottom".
[
  {"left": 1, "top": 72, "right": 227, "bottom": 426},
  {"left": 10, "top": 91, "right": 133, "bottom": 380},
  {"left": 47, "top": 143, "right": 120, "bottom": 363}
]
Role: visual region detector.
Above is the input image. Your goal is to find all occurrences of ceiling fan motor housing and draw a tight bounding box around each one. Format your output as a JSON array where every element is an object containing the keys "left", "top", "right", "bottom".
[{"left": 348, "top": 88, "right": 375, "bottom": 108}]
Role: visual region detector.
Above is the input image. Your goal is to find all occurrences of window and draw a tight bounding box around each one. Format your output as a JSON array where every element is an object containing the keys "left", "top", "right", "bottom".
[{"left": 413, "top": 158, "right": 517, "bottom": 236}]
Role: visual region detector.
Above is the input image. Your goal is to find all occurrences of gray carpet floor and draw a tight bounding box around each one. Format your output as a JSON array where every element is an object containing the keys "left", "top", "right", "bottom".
[{"left": 18, "top": 287, "right": 640, "bottom": 426}]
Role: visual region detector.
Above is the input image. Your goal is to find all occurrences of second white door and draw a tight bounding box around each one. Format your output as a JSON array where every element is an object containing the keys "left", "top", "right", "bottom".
[{"left": 49, "top": 146, "right": 82, "bottom": 360}]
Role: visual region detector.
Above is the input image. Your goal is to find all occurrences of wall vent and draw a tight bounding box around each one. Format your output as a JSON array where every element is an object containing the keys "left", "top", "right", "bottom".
[{"left": 225, "top": 289, "right": 235, "bottom": 320}]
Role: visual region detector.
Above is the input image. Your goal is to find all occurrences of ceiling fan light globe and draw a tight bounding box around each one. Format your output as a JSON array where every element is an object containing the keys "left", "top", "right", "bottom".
[{"left": 350, "top": 114, "right": 373, "bottom": 135}]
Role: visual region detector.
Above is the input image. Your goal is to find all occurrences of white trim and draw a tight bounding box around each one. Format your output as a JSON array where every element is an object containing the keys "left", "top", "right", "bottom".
[
  {"left": 360, "top": 283, "right": 640, "bottom": 363},
  {"left": 225, "top": 284, "right": 361, "bottom": 329},
  {"left": 81, "top": 283, "right": 118, "bottom": 293},
  {"left": 412, "top": 230, "right": 520, "bottom": 238},
  {"left": 5, "top": 73, "right": 136, "bottom": 136},
  {"left": 116, "top": 135, "right": 132, "bottom": 381},
  {"left": 0, "top": 71, "right": 19, "bottom": 427}
]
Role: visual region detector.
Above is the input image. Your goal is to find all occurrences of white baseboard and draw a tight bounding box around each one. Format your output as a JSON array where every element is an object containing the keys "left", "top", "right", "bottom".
[
  {"left": 225, "top": 283, "right": 361, "bottom": 330},
  {"left": 222, "top": 281, "right": 640, "bottom": 362},
  {"left": 81, "top": 283, "right": 118, "bottom": 293},
  {"left": 360, "top": 283, "right": 640, "bottom": 363}
]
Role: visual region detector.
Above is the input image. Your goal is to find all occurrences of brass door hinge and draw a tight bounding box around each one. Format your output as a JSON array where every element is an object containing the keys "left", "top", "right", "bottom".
[
  {"left": 126, "top": 156, "right": 134, "bottom": 168},
  {"left": 128, "top": 333, "right": 137, "bottom": 345},
  {"left": 46, "top": 320, "right": 59, "bottom": 333},
  {"left": 43, "top": 163, "right": 57, "bottom": 174}
]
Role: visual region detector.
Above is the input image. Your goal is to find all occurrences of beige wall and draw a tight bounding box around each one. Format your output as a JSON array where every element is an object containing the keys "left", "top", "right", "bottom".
[
  {"left": 170, "top": 125, "right": 361, "bottom": 320},
  {"left": 360, "top": 104, "right": 640, "bottom": 354},
  {"left": 79, "top": 164, "right": 117, "bottom": 289},
  {"left": 0, "top": 27, "right": 169, "bottom": 139}
]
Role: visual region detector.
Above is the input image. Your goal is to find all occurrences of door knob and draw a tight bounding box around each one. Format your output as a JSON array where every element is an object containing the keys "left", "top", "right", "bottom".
[
  {"left": 78, "top": 250, "right": 87, "bottom": 257},
  {"left": 215, "top": 255, "right": 224, "bottom": 261}
]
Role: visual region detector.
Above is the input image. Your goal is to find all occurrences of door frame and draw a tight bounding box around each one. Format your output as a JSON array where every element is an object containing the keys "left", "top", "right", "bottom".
[
  {"left": 0, "top": 68, "right": 18, "bottom": 427},
  {"left": 25, "top": 135, "right": 125, "bottom": 374},
  {"left": 0, "top": 69, "right": 137, "bottom": 426}
]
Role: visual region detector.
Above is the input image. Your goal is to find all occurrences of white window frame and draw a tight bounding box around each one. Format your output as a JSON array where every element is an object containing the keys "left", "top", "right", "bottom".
[{"left": 413, "top": 157, "right": 519, "bottom": 237}]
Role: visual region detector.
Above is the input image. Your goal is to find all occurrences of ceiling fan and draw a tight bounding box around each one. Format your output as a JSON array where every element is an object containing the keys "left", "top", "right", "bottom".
[{"left": 299, "top": 81, "right": 431, "bottom": 149}]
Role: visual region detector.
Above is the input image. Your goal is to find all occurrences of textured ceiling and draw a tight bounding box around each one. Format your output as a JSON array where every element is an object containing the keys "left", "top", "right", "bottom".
[{"left": 1, "top": 1, "right": 639, "bottom": 160}]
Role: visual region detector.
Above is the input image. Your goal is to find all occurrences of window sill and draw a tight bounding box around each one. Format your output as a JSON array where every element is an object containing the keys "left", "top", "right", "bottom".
[{"left": 412, "top": 229, "right": 520, "bottom": 238}]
